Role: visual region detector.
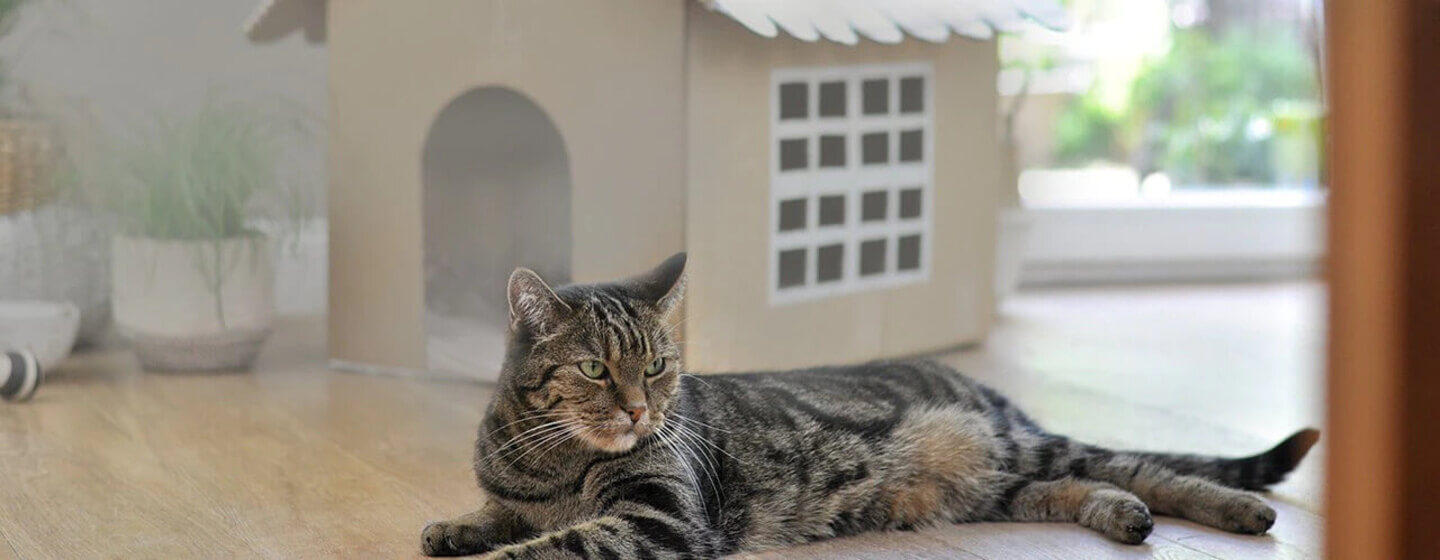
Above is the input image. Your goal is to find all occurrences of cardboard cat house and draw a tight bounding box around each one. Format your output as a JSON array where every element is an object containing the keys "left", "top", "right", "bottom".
[{"left": 245, "top": 0, "right": 1065, "bottom": 381}]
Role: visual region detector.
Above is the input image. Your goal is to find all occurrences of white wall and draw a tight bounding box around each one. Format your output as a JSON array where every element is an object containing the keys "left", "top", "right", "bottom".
[
  {"left": 0, "top": 0, "right": 329, "bottom": 315},
  {"left": 0, "top": 0, "right": 326, "bottom": 204},
  {"left": 3, "top": 0, "right": 324, "bottom": 120}
]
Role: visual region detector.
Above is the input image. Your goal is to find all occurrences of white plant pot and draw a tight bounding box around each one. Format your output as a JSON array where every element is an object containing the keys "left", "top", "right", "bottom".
[
  {"left": 112, "top": 235, "right": 274, "bottom": 372},
  {"left": 995, "top": 209, "right": 1035, "bottom": 305}
]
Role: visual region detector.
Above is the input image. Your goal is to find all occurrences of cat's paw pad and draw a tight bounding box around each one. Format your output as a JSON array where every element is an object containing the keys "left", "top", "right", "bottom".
[
  {"left": 1218, "top": 495, "right": 1276, "bottom": 535},
  {"left": 421, "top": 521, "right": 490, "bottom": 557},
  {"left": 1104, "top": 501, "right": 1155, "bottom": 545}
]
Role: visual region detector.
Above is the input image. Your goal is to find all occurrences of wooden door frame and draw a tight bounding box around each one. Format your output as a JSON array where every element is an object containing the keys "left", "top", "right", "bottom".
[{"left": 1324, "top": 0, "right": 1440, "bottom": 557}]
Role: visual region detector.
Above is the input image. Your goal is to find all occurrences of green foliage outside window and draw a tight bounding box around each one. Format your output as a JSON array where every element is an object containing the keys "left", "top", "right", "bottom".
[{"left": 1054, "top": 29, "right": 1323, "bottom": 186}]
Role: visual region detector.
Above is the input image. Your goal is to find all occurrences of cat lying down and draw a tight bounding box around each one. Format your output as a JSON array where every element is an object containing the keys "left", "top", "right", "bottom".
[{"left": 422, "top": 253, "right": 1320, "bottom": 559}]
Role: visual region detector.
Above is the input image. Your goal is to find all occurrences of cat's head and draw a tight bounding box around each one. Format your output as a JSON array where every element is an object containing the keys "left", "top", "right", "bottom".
[{"left": 499, "top": 252, "right": 687, "bottom": 454}]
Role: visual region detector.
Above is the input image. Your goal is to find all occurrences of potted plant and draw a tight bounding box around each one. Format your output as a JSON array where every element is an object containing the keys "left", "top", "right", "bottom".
[{"left": 106, "top": 100, "right": 310, "bottom": 372}]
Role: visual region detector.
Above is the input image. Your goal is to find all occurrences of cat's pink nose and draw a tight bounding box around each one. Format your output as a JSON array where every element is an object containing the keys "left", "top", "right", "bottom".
[{"left": 623, "top": 403, "right": 648, "bottom": 424}]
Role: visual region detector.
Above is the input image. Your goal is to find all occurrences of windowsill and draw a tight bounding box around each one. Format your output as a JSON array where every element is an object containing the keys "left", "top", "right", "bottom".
[
  {"left": 1011, "top": 188, "right": 1328, "bottom": 286},
  {"left": 1022, "top": 187, "right": 1326, "bottom": 210}
]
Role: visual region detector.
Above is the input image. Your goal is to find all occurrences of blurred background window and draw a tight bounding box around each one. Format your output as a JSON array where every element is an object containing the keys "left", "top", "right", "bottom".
[
  {"left": 1000, "top": 0, "right": 1325, "bottom": 206},
  {"left": 996, "top": 0, "right": 1328, "bottom": 288}
]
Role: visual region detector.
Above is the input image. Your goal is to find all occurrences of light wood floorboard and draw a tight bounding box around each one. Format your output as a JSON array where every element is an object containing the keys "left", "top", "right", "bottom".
[{"left": 0, "top": 283, "right": 1324, "bottom": 558}]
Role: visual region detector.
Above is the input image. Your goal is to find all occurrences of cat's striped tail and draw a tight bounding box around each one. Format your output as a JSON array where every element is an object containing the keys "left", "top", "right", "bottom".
[{"left": 1116, "top": 428, "right": 1321, "bottom": 491}]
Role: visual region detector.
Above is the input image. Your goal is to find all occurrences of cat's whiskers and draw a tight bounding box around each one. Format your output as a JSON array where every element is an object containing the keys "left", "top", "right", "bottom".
[
  {"left": 510, "top": 418, "right": 582, "bottom": 458},
  {"left": 523, "top": 423, "right": 585, "bottom": 465},
  {"left": 478, "top": 418, "right": 574, "bottom": 465},
  {"left": 655, "top": 425, "right": 704, "bottom": 509},
  {"left": 677, "top": 373, "right": 715, "bottom": 390},
  {"left": 677, "top": 433, "right": 721, "bottom": 499},
  {"left": 668, "top": 411, "right": 729, "bottom": 433},
  {"left": 659, "top": 423, "right": 722, "bottom": 504},
  {"left": 665, "top": 421, "right": 737, "bottom": 511},
  {"left": 667, "top": 418, "right": 743, "bottom": 464},
  {"left": 504, "top": 418, "right": 584, "bottom": 469},
  {"left": 656, "top": 424, "right": 710, "bottom": 513},
  {"left": 663, "top": 423, "right": 722, "bottom": 488},
  {"left": 482, "top": 420, "right": 568, "bottom": 461},
  {"left": 500, "top": 417, "right": 574, "bottom": 449},
  {"left": 484, "top": 410, "right": 572, "bottom": 439}
]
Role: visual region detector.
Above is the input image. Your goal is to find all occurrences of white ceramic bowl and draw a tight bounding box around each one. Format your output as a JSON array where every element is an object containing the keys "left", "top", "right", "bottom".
[{"left": 0, "top": 301, "right": 80, "bottom": 372}]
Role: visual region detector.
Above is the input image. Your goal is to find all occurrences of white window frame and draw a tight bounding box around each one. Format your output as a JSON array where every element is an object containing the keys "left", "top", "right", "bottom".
[
  {"left": 769, "top": 61, "right": 934, "bottom": 305},
  {"left": 1017, "top": 190, "right": 1327, "bottom": 285}
]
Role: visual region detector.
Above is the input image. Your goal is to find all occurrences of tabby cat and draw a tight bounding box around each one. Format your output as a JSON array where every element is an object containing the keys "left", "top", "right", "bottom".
[{"left": 421, "top": 253, "right": 1319, "bottom": 558}]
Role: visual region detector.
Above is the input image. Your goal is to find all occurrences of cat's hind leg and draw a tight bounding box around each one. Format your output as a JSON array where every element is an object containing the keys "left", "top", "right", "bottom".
[
  {"left": 999, "top": 477, "right": 1155, "bottom": 545},
  {"left": 1119, "top": 463, "right": 1277, "bottom": 535},
  {"left": 1036, "top": 430, "right": 1314, "bottom": 535},
  {"left": 1068, "top": 451, "right": 1276, "bottom": 535}
]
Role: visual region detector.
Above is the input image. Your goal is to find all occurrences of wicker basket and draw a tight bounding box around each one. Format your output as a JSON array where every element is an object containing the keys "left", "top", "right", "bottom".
[{"left": 0, "top": 120, "right": 59, "bottom": 217}]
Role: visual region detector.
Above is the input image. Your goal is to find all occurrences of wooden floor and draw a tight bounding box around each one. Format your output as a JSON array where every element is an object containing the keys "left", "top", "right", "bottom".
[{"left": 0, "top": 283, "right": 1326, "bottom": 559}]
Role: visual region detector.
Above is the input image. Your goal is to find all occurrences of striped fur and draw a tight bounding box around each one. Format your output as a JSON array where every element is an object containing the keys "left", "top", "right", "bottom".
[{"left": 421, "top": 253, "right": 1320, "bottom": 558}]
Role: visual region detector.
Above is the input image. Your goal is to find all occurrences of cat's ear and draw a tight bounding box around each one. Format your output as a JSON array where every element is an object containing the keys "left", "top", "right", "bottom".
[
  {"left": 634, "top": 252, "right": 687, "bottom": 318},
  {"left": 507, "top": 268, "right": 571, "bottom": 334}
]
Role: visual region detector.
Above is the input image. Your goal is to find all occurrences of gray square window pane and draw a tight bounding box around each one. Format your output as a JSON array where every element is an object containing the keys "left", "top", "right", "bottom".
[
  {"left": 819, "top": 81, "right": 846, "bottom": 117},
  {"left": 819, "top": 135, "right": 846, "bottom": 168},
  {"left": 780, "top": 138, "right": 807, "bottom": 171},
  {"left": 818, "top": 195, "right": 846, "bottom": 226},
  {"left": 862, "top": 132, "right": 888, "bottom": 165},
  {"left": 899, "top": 129, "right": 923, "bottom": 162},
  {"left": 898, "top": 234, "right": 922, "bottom": 271},
  {"left": 778, "top": 198, "right": 807, "bottom": 231},
  {"left": 816, "top": 243, "right": 844, "bottom": 283},
  {"left": 778, "top": 248, "right": 807, "bottom": 289},
  {"left": 862, "top": 190, "right": 887, "bottom": 222},
  {"left": 900, "top": 76, "right": 924, "bottom": 113},
  {"left": 862, "top": 79, "right": 889, "bottom": 115},
  {"left": 780, "top": 82, "right": 807, "bottom": 120},
  {"left": 859, "top": 239, "right": 887, "bottom": 276},
  {"left": 899, "top": 188, "right": 922, "bottom": 219}
]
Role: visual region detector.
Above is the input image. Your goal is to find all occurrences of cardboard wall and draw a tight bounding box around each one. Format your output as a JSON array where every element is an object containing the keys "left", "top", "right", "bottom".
[
  {"left": 683, "top": 5, "right": 1001, "bottom": 371},
  {"left": 327, "top": 0, "right": 686, "bottom": 372}
]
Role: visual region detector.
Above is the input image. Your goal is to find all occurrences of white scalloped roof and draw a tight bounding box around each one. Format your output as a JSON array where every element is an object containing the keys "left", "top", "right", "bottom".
[
  {"left": 701, "top": 0, "right": 1067, "bottom": 43},
  {"left": 245, "top": 0, "right": 1065, "bottom": 44}
]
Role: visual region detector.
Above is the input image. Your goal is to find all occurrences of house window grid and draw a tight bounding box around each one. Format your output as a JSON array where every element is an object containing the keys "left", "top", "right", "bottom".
[{"left": 769, "top": 62, "right": 933, "bottom": 304}]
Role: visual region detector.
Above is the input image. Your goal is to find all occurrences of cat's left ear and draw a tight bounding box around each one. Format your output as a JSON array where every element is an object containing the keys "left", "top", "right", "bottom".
[
  {"left": 508, "top": 268, "right": 571, "bottom": 334},
  {"left": 634, "top": 252, "right": 687, "bottom": 317}
]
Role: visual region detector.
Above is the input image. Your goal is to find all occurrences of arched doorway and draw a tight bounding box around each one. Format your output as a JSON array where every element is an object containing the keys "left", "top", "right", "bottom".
[{"left": 422, "top": 87, "right": 571, "bottom": 380}]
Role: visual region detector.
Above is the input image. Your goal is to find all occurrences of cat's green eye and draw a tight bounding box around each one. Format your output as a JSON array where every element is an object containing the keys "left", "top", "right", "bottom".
[
  {"left": 645, "top": 357, "right": 666, "bottom": 377},
  {"left": 579, "top": 360, "right": 609, "bottom": 379}
]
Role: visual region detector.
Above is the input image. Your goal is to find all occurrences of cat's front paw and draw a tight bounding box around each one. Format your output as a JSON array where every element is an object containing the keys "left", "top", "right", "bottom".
[
  {"left": 422, "top": 521, "right": 495, "bottom": 557},
  {"left": 1216, "top": 495, "right": 1277, "bottom": 535}
]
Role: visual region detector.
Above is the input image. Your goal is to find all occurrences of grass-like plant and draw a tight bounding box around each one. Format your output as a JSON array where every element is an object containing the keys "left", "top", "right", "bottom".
[
  {"left": 101, "top": 98, "right": 314, "bottom": 328},
  {"left": 110, "top": 99, "right": 312, "bottom": 241}
]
